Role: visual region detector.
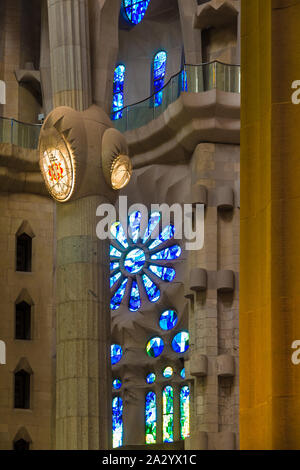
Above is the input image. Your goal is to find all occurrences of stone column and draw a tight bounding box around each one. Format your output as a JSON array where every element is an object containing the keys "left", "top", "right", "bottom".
[
  {"left": 240, "top": 0, "right": 300, "bottom": 450},
  {"left": 56, "top": 195, "right": 111, "bottom": 449},
  {"left": 178, "top": 0, "right": 202, "bottom": 64},
  {"left": 47, "top": 0, "right": 92, "bottom": 110},
  {"left": 123, "top": 388, "right": 145, "bottom": 446},
  {"left": 40, "top": 0, "right": 53, "bottom": 115}
]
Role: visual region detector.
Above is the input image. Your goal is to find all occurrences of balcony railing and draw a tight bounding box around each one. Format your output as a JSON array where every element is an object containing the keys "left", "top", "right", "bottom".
[
  {"left": 0, "top": 117, "right": 41, "bottom": 150},
  {"left": 112, "top": 61, "right": 240, "bottom": 133},
  {"left": 0, "top": 62, "right": 240, "bottom": 150}
]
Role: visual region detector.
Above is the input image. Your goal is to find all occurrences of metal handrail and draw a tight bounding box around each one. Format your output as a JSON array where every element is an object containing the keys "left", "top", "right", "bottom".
[
  {"left": 0, "top": 61, "right": 241, "bottom": 148},
  {"left": 113, "top": 61, "right": 240, "bottom": 113},
  {"left": 111, "top": 61, "right": 241, "bottom": 132}
]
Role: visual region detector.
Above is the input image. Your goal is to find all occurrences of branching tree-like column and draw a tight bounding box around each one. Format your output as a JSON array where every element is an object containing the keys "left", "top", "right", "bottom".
[{"left": 39, "top": 105, "right": 132, "bottom": 449}]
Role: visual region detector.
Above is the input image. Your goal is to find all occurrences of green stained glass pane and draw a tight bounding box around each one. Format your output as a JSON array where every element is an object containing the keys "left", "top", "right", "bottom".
[
  {"left": 145, "top": 391, "right": 156, "bottom": 444},
  {"left": 162, "top": 385, "right": 174, "bottom": 443},
  {"left": 180, "top": 386, "right": 190, "bottom": 440}
]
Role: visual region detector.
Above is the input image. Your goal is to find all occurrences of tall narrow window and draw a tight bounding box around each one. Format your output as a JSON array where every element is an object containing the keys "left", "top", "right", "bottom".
[
  {"left": 180, "top": 386, "right": 190, "bottom": 439},
  {"left": 16, "top": 233, "right": 32, "bottom": 272},
  {"left": 15, "top": 301, "right": 31, "bottom": 340},
  {"left": 14, "top": 370, "right": 30, "bottom": 409},
  {"left": 153, "top": 51, "right": 167, "bottom": 107},
  {"left": 14, "top": 439, "right": 30, "bottom": 451},
  {"left": 112, "top": 396, "right": 123, "bottom": 448},
  {"left": 112, "top": 64, "right": 126, "bottom": 120},
  {"left": 162, "top": 385, "right": 174, "bottom": 443},
  {"left": 145, "top": 391, "right": 156, "bottom": 444}
]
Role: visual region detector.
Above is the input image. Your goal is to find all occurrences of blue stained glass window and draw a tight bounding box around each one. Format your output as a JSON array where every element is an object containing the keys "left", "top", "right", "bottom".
[
  {"left": 123, "top": 0, "right": 151, "bottom": 25},
  {"left": 146, "top": 373, "right": 156, "bottom": 384},
  {"left": 180, "top": 368, "right": 186, "bottom": 379},
  {"left": 146, "top": 337, "right": 164, "bottom": 358},
  {"left": 181, "top": 70, "right": 188, "bottom": 92},
  {"left": 172, "top": 331, "right": 190, "bottom": 354},
  {"left": 112, "top": 64, "right": 125, "bottom": 120},
  {"left": 124, "top": 248, "right": 145, "bottom": 274},
  {"left": 163, "top": 366, "right": 173, "bottom": 378},
  {"left": 148, "top": 265, "right": 176, "bottom": 282},
  {"left": 113, "top": 378, "right": 122, "bottom": 390},
  {"left": 145, "top": 391, "right": 157, "bottom": 444},
  {"left": 180, "top": 386, "right": 190, "bottom": 439},
  {"left": 150, "top": 245, "right": 181, "bottom": 261},
  {"left": 153, "top": 51, "right": 167, "bottom": 107},
  {"left": 143, "top": 211, "right": 161, "bottom": 243},
  {"left": 110, "top": 222, "right": 128, "bottom": 249},
  {"left": 148, "top": 225, "right": 175, "bottom": 250},
  {"left": 159, "top": 310, "right": 178, "bottom": 331},
  {"left": 142, "top": 274, "right": 160, "bottom": 302},
  {"left": 129, "top": 280, "right": 141, "bottom": 312},
  {"left": 111, "top": 344, "right": 123, "bottom": 365},
  {"left": 112, "top": 397, "right": 123, "bottom": 448},
  {"left": 110, "top": 213, "right": 181, "bottom": 311},
  {"left": 110, "top": 245, "right": 123, "bottom": 258},
  {"left": 163, "top": 386, "right": 174, "bottom": 443},
  {"left": 110, "top": 271, "right": 122, "bottom": 288},
  {"left": 111, "top": 278, "right": 128, "bottom": 310},
  {"left": 110, "top": 261, "right": 120, "bottom": 271},
  {"left": 129, "top": 211, "right": 141, "bottom": 243}
]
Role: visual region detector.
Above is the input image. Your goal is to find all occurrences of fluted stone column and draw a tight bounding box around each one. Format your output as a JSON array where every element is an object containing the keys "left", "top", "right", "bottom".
[
  {"left": 47, "top": 0, "right": 92, "bottom": 110},
  {"left": 40, "top": 0, "right": 53, "bottom": 115}
]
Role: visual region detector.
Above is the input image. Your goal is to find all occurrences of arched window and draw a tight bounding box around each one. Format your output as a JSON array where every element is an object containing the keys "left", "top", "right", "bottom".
[
  {"left": 15, "top": 301, "right": 31, "bottom": 340},
  {"left": 112, "top": 396, "right": 123, "bottom": 448},
  {"left": 162, "top": 385, "right": 174, "bottom": 443},
  {"left": 145, "top": 391, "right": 156, "bottom": 444},
  {"left": 16, "top": 233, "right": 32, "bottom": 272},
  {"left": 14, "top": 370, "right": 30, "bottom": 409},
  {"left": 112, "top": 64, "right": 126, "bottom": 120},
  {"left": 153, "top": 51, "right": 167, "bottom": 107},
  {"left": 122, "top": 0, "right": 151, "bottom": 25},
  {"left": 180, "top": 386, "right": 190, "bottom": 439},
  {"left": 14, "top": 439, "right": 30, "bottom": 451}
]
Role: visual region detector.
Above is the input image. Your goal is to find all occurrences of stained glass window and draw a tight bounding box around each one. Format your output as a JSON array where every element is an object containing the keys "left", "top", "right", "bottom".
[
  {"left": 113, "top": 378, "right": 122, "bottom": 390},
  {"left": 112, "top": 397, "right": 123, "bottom": 448},
  {"left": 146, "top": 373, "right": 156, "bottom": 384},
  {"left": 145, "top": 391, "right": 156, "bottom": 444},
  {"left": 146, "top": 337, "right": 164, "bottom": 358},
  {"left": 122, "top": 0, "right": 151, "bottom": 25},
  {"left": 172, "top": 331, "right": 190, "bottom": 354},
  {"left": 180, "top": 367, "right": 186, "bottom": 379},
  {"left": 110, "top": 212, "right": 180, "bottom": 310},
  {"left": 159, "top": 310, "right": 178, "bottom": 331},
  {"left": 153, "top": 51, "right": 167, "bottom": 107},
  {"left": 112, "top": 64, "right": 125, "bottom": 121},
  {"left": 163, "top": 366, "right": 173, "bottom": 378},
  {"left": 111, "top": 344, "right": 123, "bottom": 365},
  {"left": 180, "top": 386, "right": 190, "bottom": 439},
  {"left": 163, "top": 385, "right": 174, "bottom": 443}
]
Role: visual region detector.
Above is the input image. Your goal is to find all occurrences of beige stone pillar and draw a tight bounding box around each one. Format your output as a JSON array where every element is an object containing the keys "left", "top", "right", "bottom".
[
  {"left": 123, "top": 388, "right": 145, "bottom": 446},
  {"left": 47, "top": 0, "right": 92, "bottom": 110},
  {"left": 56, "top": 195, "right": 111, "bottom": 449},
  {"left": 40, "top": 0, "right": 53, "bottom": 115}
]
